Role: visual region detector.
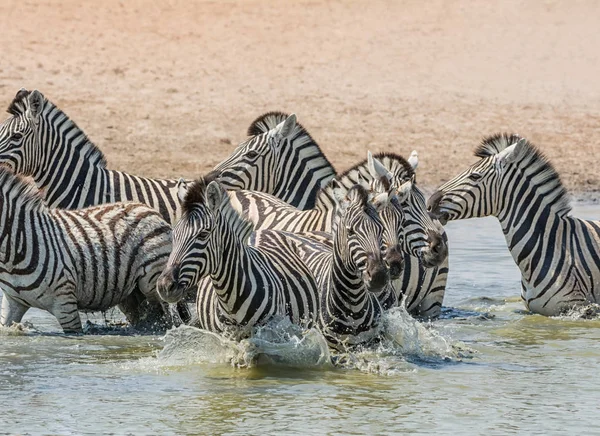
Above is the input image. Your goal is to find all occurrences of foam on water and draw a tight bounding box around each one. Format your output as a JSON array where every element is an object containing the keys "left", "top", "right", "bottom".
[{"left": 154, "top": 317, "right": 331, "bottom": 369}]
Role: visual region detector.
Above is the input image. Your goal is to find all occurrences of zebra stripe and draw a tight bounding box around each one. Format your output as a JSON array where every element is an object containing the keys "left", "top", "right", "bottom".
[
  {"left": 428, "top": 133, "right": 600, "bottom": 316},
  {"left": 220, "top": 152, "right": 448, "bottom": 318},
  {"left": 0, "top": 168, "right": 173, "bottom": 333},
  {"left": 255, "top": 184, "right": 393, "bottom": 350},
  {"left": 156, "top": 179, "right": 320, "bottom": 339},
  {"left": 209, "top": 111, "right": 336, "bottom": 210}
]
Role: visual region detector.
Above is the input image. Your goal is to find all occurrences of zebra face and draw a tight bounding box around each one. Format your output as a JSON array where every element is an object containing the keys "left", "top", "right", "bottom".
[
  {"left": 335, "top": 185, "right": 390, "bottom": 292},
  {"left": 367, "top": 152, "right": 447, "bottom": 268},
  {"left": 427, "top": 157, "right": 499, "bottom": 224},
  {"left": 400, "top": 185, "right": 448, "bottom": 268},
  {"left": 0, "top": 89, "right": 42, "bottom": 175},
  {"left": 157, "top": 207, "right": 213, "bottom": 304},
  {"left": 208, "top": 114, "right": 297, "bottom": 192}
]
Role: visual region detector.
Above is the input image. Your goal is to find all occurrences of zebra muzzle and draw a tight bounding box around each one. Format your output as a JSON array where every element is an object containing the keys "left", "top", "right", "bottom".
[
  {"left": 156, "top": 264, "right": 187, "bottom": 304},
  {"left": 385, "top": 246, "right": 404, "bottom": 280},
  {"left": 365, "top": 257, "right": 389, "bottom": 292}
]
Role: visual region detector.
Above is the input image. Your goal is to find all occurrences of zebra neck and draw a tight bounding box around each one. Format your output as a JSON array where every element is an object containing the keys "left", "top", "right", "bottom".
[
  {"left": 33, "top": 113, "right": 108, "bottom": 209},
  {"left": 327, "top": 240, "right": 370, "bottom": 313},
  {"left": 272, "top": 141, "right": 335, "bottom": 210},
  {"left": 497, "top": 187, "right": 568, "bottom": 283},
  {"left": 208, "top": 213, "right": 261, "bottom": 314}
]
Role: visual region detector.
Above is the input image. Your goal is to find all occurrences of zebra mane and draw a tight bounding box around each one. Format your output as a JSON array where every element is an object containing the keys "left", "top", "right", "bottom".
[
  {"left": 478, "top": 133, "right": 571, "bottom": 215},
  {"left": 475, "top": 133, "right": 524, "bottom": 158},
  {"left": 246, "top": 110, "right": 336, "bottom": 172},
  {"left": 0, "top": 167, "right": 46, "bottom": 212},
  {"left": 247, "top": 111, "right": 290, "bottom": 136},
  {"left": 344, "top": 152, "right": 415, "bottom": 183},
  {"left": 182, "top": 177, "right": 254, "bottom": 242},
  {"left": 7, "top": 89, "right": 32, "bottom": 116}
]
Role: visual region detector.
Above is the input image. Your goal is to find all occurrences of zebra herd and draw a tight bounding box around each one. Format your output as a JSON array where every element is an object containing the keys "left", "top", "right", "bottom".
[{"left": 0, "top": 88, "right": 598, "bottom": 349}]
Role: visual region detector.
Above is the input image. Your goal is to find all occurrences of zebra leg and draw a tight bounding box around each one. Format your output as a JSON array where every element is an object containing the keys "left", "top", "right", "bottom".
[
  {"left": 117, "top": 293, "right": 144, "bottom": 326},
  {"left": 0, "top": 293, "right": 30, "bottom": 327},
  {"left": 49, "top": 290, "right": 83, "bottom": 334}
]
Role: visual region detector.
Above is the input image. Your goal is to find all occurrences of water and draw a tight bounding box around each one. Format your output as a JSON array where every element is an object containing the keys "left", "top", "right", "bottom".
[{"left": 2, "top": 205, "right": 600, "bottom": 435}]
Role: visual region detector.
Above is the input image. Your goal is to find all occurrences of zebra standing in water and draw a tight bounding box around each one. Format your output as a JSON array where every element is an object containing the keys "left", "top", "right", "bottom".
[
  {"left": 0, "top": 168, "right": 172, "bottom": 333},
  {"left": 213, "top": 151, "right": 448, "bottom": 318},
  {"left": 0, "top": 90, "right": 324, "bottom": 319},
  {"left": 156, "top": 178, "right": 322, "bottom": 339},
  {"left": 255, "top": 184, "right": 393, "bottom": 350},
  {"left": 428, "top": 133, "right": 600, "bottom": 316}
]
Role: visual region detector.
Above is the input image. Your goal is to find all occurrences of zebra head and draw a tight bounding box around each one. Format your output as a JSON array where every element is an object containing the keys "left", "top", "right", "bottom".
[
  {"left": 157, "top": 176, "right": 218, "bottom": 303},
  {"left": 208, "top": 113, "right": 297, "bottom": 192},
  {"left": 332, "top": 183, "right": 390, "bottom": 292},
  {"left": 427, "top": 134, "right": 528, "bottom": 224},
  {"left": 0, "top": 89, "right": 45, "bottom": 176},
  {"left": 368, "top": 153, "right": 447, "bottom": 268}
]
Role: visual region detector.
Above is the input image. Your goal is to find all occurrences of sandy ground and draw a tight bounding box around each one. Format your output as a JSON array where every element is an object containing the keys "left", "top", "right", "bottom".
[{"left": 1, "top": 0, "right": 599, "bottom": 199}]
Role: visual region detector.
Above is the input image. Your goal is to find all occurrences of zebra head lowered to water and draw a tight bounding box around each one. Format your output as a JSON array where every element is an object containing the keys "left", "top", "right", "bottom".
[
  {"left": 427, "top": 133, "right": 600, "bottom": 316},
  {"left": 0, "top": 167, "right": 174, "bottom": 333},
  {"left": 156, "top": 177, "right": 320, "bottom": 337},
  {"left": 207, "top": 111, "right": 336, "bottom": 210}
]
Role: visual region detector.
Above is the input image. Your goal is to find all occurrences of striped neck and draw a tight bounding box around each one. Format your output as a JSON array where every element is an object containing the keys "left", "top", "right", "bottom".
[
  {"left": 31, "top": 105, "right": 108, "bottom": 209},
  {"left": 496, "top": 167, "right": 569, "bottom": 283}
]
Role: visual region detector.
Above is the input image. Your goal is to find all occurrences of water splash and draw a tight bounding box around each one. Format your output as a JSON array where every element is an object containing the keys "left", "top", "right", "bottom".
[
  {"left": 156, "top": 317, "right": 331, "bottom": 369},
  {"left": 0, "top": 321, "right": 37, "bottom": 336}
]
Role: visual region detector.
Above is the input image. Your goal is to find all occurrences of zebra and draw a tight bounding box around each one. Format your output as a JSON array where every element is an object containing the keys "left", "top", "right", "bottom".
[
  {"left": 427, "top": 133, "right": 600, "bottom": 316},
  {"left": 208, "top": 111, "right": 336, "bottom": 210},
  {"left": 208, "top": 151, "right": 449, "bottom": 318},
  {"left": 0, "top": 90, "right": 327, "bottom": 320},
  {"left": 255, "top": 183, "right": 394, "bottom": 350},
  {"left": 156, "top": 178, "right": 323, "bottom": 339},
  {"left": 0, "top": 167, "right": 173, "bottom": 333}
]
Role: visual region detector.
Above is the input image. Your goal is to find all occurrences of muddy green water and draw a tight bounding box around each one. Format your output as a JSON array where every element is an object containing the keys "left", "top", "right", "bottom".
[{"left": 1, "top": 205, "right": 600, "bottom": 435}]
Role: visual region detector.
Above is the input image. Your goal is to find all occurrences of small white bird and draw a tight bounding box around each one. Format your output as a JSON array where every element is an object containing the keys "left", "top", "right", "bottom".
[{"left": 408, "top": 150, "right": 419, "bottom": 170}]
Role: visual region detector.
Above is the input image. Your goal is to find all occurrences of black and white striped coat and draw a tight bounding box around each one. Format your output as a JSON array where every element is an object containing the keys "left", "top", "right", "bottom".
[
  {"left": 255, "top": 185, "right": 393, "bottom": 350},
  {"left": 428, "top": 133, "right": 600, "bottom": 316},
  {"left": 215, "top": 152, "right": 449, "bottom": 319},
  {"left": 0, "top": 168, "right": 172, "bottom": 333},
  {"left": 156, "top": 179, "right": 319, "bottom": 339}
]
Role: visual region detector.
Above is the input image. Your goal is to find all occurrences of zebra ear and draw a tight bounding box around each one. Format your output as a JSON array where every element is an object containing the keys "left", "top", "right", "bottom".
[
  {"left": 370, "top": 192, "right": 390, "bottom": 212},
  {"left": 367, "top": 152, "right": 393, "bottom": 184},
  {"left": 277, "top": 113, "right": 297, "bottom": 138},
  {"left": 176, "top": 178, "right": 189, "bottom": 203},
  {"left": 496, "top": 139, "right": 527, "bottom": 165},
  {"left": 27, "top": 90, "right": 44, "bottom": 118},
  {"left": 331, "top": 180, "right": 349, "bottom": 208},
  {"left": 395, "top": 177, "right": 412, "bottom": 203},
  {"left": 408, "top": 150, "right": 419, "bottom": 171},
  {"left": 206, "top": 181, "right": 225, "bottom": 212}
]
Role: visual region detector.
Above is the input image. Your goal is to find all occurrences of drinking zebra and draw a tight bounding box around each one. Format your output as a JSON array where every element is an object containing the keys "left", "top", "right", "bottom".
[
  {"left": 255, "top": 183, "right": 394, "bottom": 350},
  {"left": 0, "top": 168, "right": 173, "bottom": 333},
  {"left": 156, "top": 178, "right": 321, "bottom": 339},
  {"left": 211, "top": 151, "right": 448, "bottom": 318},
  {"left": 427, "top": 133, "right": 600, "bottom": 315}
]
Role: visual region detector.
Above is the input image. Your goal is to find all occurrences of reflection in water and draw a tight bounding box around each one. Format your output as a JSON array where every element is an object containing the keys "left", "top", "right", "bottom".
[{"left": 1, "top": 205, "right": 599, "bottom": 434}]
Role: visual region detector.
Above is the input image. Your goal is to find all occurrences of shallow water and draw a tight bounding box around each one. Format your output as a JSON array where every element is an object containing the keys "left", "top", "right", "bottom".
[{"left": 2, "top": 205, "right": 600, "bottom": 435}]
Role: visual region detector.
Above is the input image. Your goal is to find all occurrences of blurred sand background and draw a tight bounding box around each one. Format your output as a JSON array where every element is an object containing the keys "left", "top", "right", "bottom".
[{"left": 1, "top": 0, "right": 599, "bottom": 197}]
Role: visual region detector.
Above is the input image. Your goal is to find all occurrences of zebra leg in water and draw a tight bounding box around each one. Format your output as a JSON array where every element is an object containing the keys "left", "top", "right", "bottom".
[
  {"left": 0, "top": 293, "right": 30, "bottom": 328},
  {"left": 47, "top": 285, "right": 83, "bottom": 334}
]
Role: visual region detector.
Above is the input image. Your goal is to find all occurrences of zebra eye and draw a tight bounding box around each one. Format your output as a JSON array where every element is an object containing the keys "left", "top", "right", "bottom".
[
  {"left": 197, "top": 230, "right": 210, "bottom": 239},
  {"left": 246, "top": 150, "right": 260, "bottom": 160},
  {"left": 11, "top": 132, "right": 23, "bottom": 140},
  {"left": 468, "top": 172, "right": 483, "bottom": 181}
]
